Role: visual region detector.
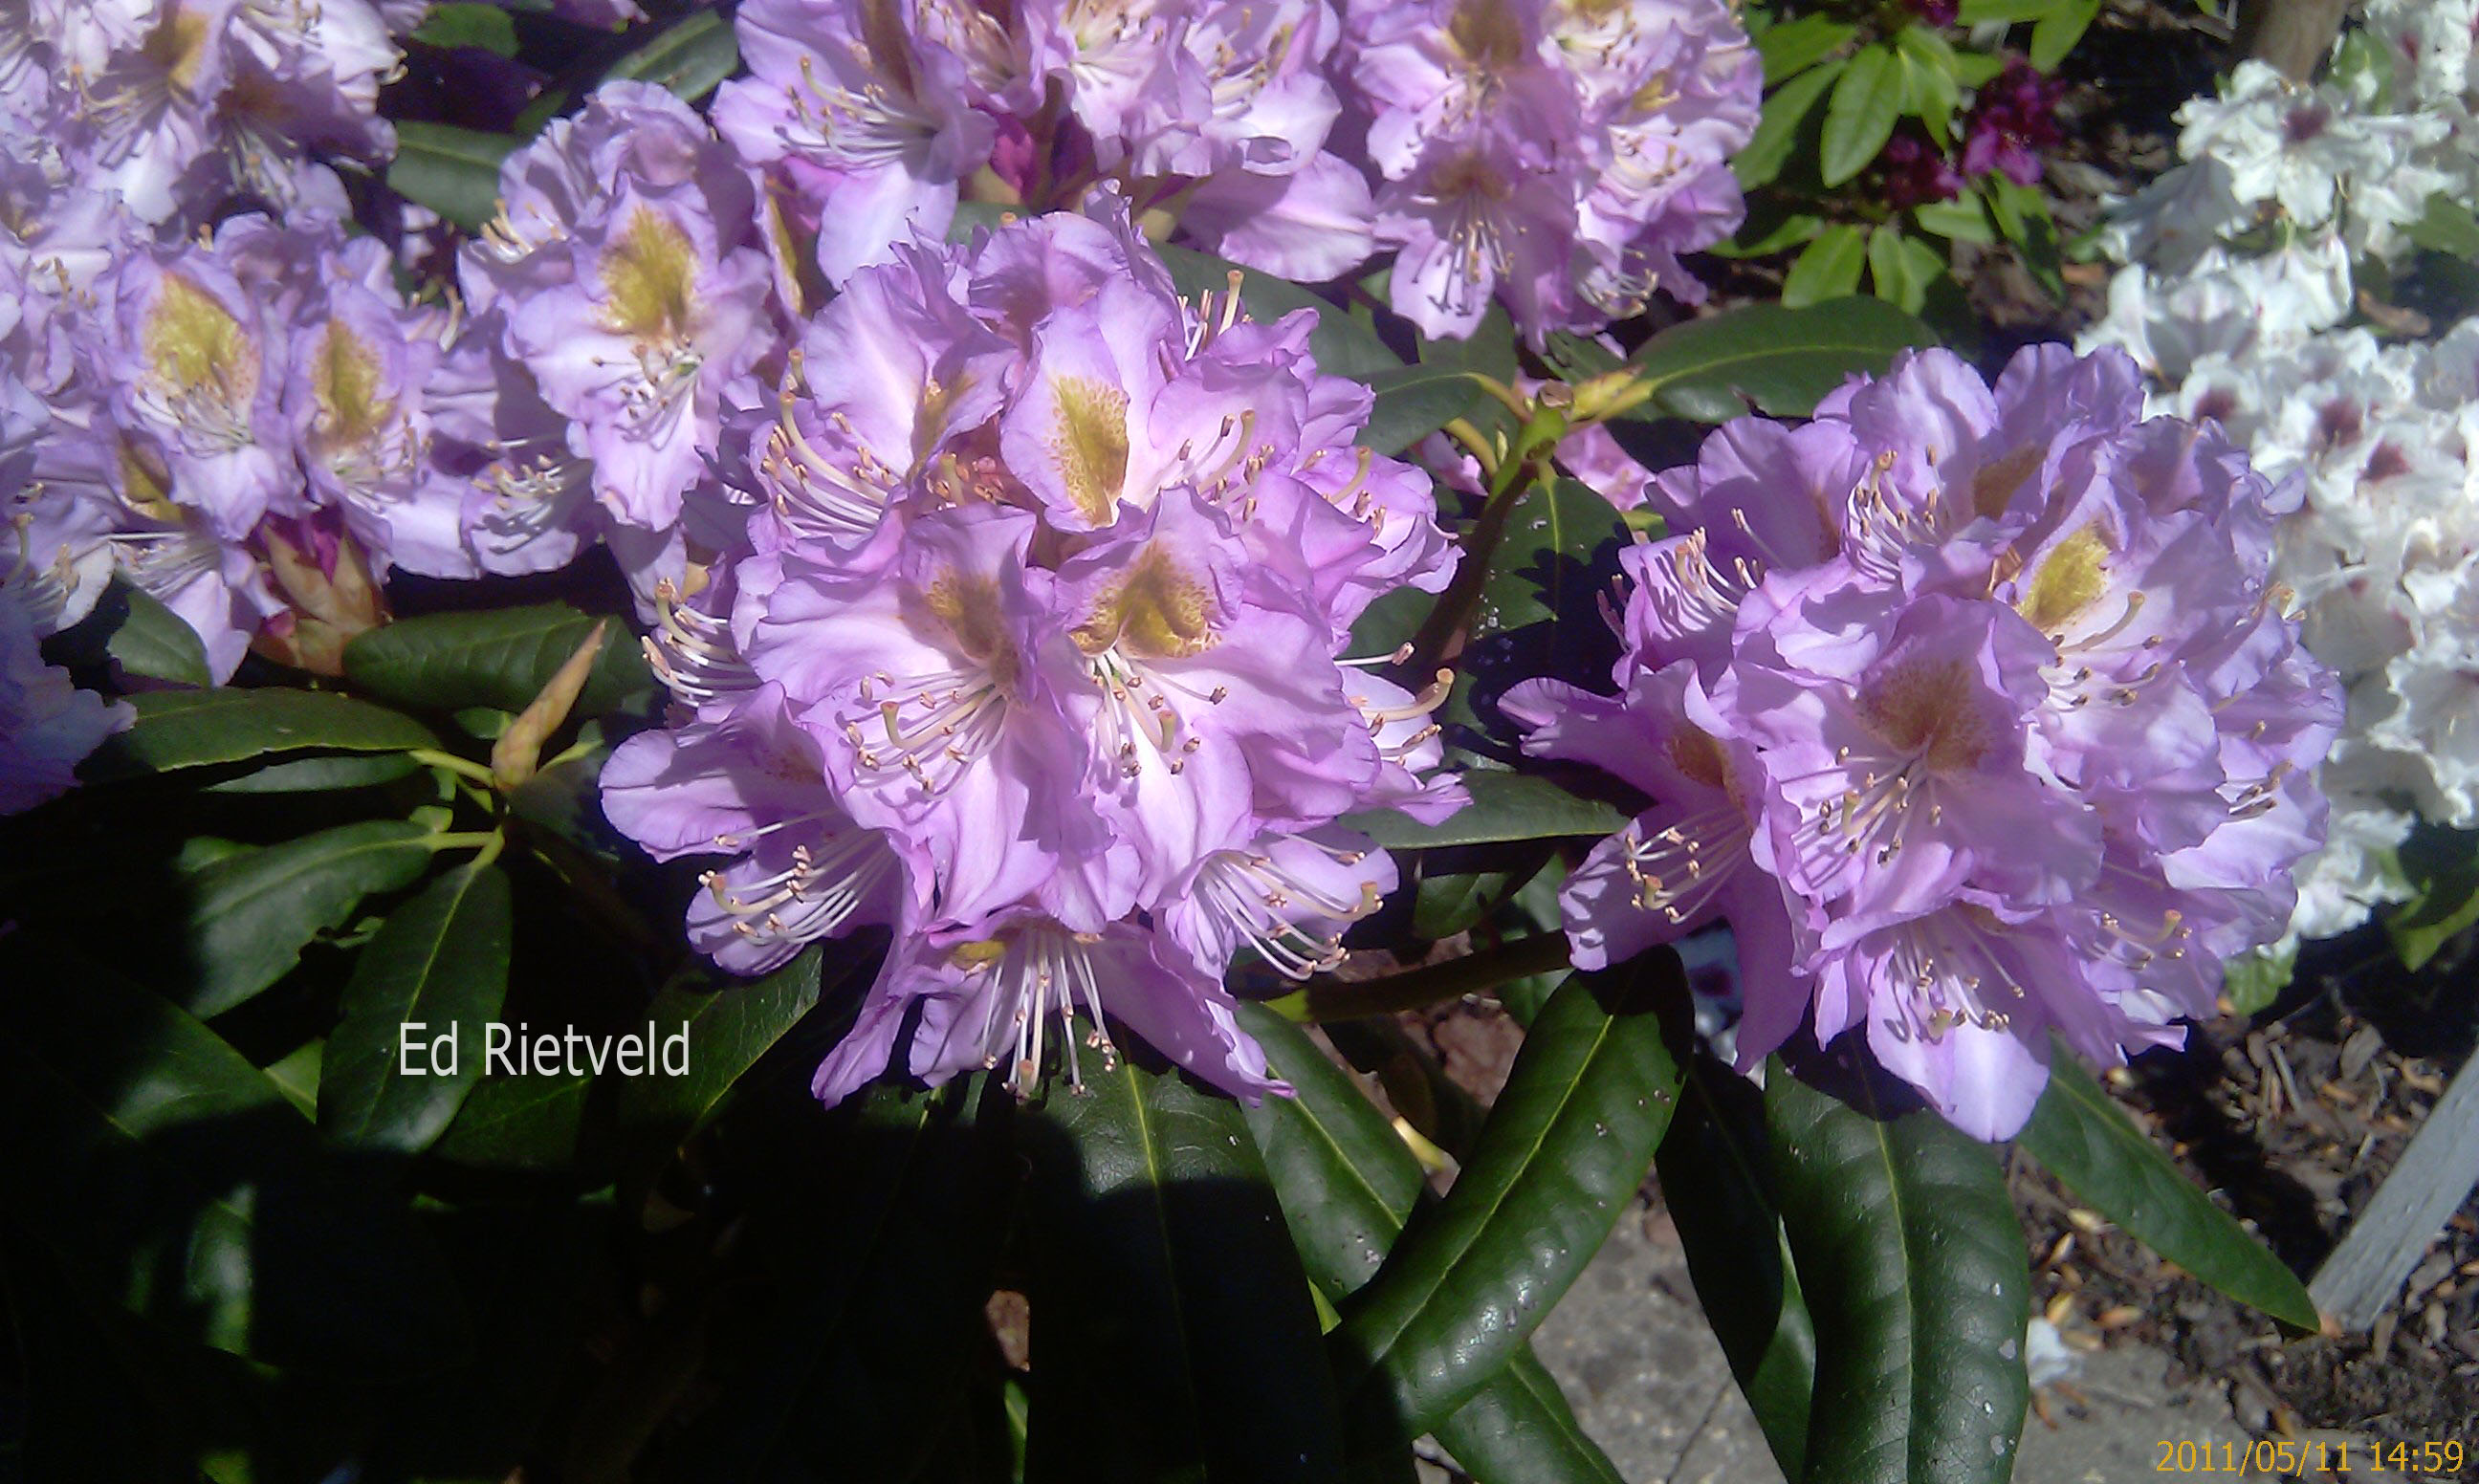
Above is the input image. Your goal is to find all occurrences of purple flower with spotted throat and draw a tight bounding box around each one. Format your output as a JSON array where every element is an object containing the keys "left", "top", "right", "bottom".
[
  {"left": 602, "top": 193, "right": 1461, "bottom": 1106},
  {"left": 1509, "top": 344, "right": 2339, "bottom": 1140}
]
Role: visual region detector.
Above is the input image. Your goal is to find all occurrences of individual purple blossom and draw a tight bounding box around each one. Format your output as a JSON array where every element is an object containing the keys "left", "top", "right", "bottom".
[
  {"left": 605, "top": 194, "right": 1462, "bottom": 1106},
  {"left": 467, "top": 81, "right": 779, "bottom": 543},
  {"left": 1960, "top": 58, "right": 2066, "bottom": 187},
  {"left": 1337, "top": 0, "right": 1763, "bottom": 343},
  {"left": 0, "top": 571, "right": 130, "bottom": 816},
  {"left": 1510, "top": 343, "right": 2339, "bottom": 1140}
]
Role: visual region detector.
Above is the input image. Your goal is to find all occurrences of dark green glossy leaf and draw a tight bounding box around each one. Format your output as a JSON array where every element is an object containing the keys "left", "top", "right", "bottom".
[
  {"left": 1625, "top": 297, "right": 1936, "bottom": 422},
  {"left": 1161, "top": 243, "right": 1401, "bottom": 381},
  {"left": 1332, "top": 958, "right": 1684, "bottom": 1444},
  {"left": 320, "top": 862, "right": 514, "bottom": 1153},
  {"left": 344, "top": 601, "right": 649, "bottom": 716},
  {"left": 429, "top": 1069, "right": 593, "bottom": 1170},
  {"left": 1475, "top": 475, "right": 1629, "bottom": 638},
  {"left": 1821, "top": 45, "right": 1900, "bottom": 186},
  {"left": 1656, "top": 1059, "right": 1814, "bottom": 1477},
  {"left": 603, "top": 8, "right": 741, "bottom": 100},
  {"left": 202, "top": 752, "right": 421, "bottom": 794},
  {"left": 1758, "top": 15, "right": 1860, "bottom": 82},
  {"left": 1362, "top": 364, "right": 1488, "bottom": 456},
  {"left": 409, "top": 2, "right": 518, "bottom": 54},
  {"left": 1766, "top": 1071, "right": 2029, "bottom": 1484},
  {"left": 1343, "top": 771, "right": 1628, "bottom": 849},
  {"left": 92, "top": 581, "right": 214, "bottom": 687},
  {"left": 1241, "top": 1007, "right": 1624, "bottom": 1484},
  {"left": 1783, "top": 225, "right": 1869, "bottom": 308},
  {"left": 387, "top": 120, "right": 515, "bottom": 230},
  {"left": 87, "top": 687, "right": 438, "bottom": 778},
  {"left": 1736, "top": 61, "right": 1842, "bottom": 190},
  {"left": 615, "top": 948, "right": 830, "bottom": 1153},
  {"left": 1021, "top": 1055, "right": 1345, "bottom": 1484},
  {"left": 2018, "top": 1051, "right": 2318, "bottom": 1330},
  {"left": 181, "top": 820, "right": 440, "bottom": 1018}
]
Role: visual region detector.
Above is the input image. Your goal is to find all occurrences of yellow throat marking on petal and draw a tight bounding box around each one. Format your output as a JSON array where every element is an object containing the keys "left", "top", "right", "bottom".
[
  {"left": 1667, "top": 725, "right": 1729, "bottom": 790},
  {"left": 313, "top": 321, "right": 389, "bottom": 447},
  {"left": 1970, "top": 442, "right": 2045, "bottom": 519},
  {"left": 1046, "top": 375, "right": 1130, "bottom": 526},
  {"left": 1072, "top": 542, "right": 1215, "bottom": 659},
  {"left": 2019, "top": 525, "right": 2112, "bottom": 635},
  {"left": 923, "top": 571, "right": 1021, "bottom": 688},
  {"left": 117, "top": 439, "right": 178, "bottom": 521},
  {"left": 1450, "top": 0, "right": 1528, "bottom": 70},
  {"left": 600, "top": 207, "right": 699, "bottom": 342},
  {"left": 145, "top": 273, "right": 254, "bottom": 400},
  {"left": 951, "top": 939, "right": 1008, "bottom": 968},
  {"left": 145, "top": 6, "right": 217, "bottom": 93},
  {"left": 1860, "top": 659, "right": 1990, "bottom": 771}
]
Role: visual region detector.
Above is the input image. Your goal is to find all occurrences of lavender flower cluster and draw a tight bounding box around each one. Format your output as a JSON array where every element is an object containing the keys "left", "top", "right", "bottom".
[
  {"left": 716, "top": 0, "right": 1762, "bottom": 343},
  {"left": 1510, "top": 346, "right": 2340, "bottom": 1138},
  {"left": 600, "top": 197, "right": 1462, "bottom": 1102}
]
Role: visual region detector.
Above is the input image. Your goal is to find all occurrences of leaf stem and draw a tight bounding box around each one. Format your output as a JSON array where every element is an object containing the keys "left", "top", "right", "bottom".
[{"left": 409, "top": 748, "right": 495, "bottom": 785}]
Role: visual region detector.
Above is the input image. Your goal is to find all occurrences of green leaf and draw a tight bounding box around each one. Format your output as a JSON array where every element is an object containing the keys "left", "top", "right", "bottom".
[
  {"left": 1949, "top": 51, "right": 2007, "bottom": 87},
  {"left": 2406, "top": 192, "right": 2479, "bottom": 262},
  {"left": 2384, "top": 831, "right": 2479, "bottom": 971},
  {"left": 1766, "top": 1071, "right": 2029, "bottom": 1484},
  {"left": 429, "top": 1069, "right": 594, "bottom": 1170},
  {"left": 1866, "top": 226, "right": 1945, "bottom": 314},
  {"left": 387, "top": 120, "right": 516, "bottom": 230},
  {"left": 1983, "top": 177, "right": 2064, "bottom": 297},
  {"left": 1736, "top": 61, "right": 1842, "bottom": 191},
  {"left": 343, "top": 602, "right": 650, "bottom": 716},
  {"left": 1344, "top": 770, "right": 1628, "bottom": 849},
  {"left": 1821, "top": 45, "right": 1901, "bottom": 187},
  {"left": 1020, "top": 1056, "right": 1346, "bottom": 1484},
  {"left": 1625, "top": 296, "right": 1935, "bottom": 423},
  {"left": 84, "top": 581, "right": 214, "bottom": 687},
  {"left": 615, "top": 948, "right": 832, "bottom": 1153},
  {"left": 202, "top": 753, "right": 420, "bottom": 794},
  {"left": 1894, "top": 30, "right": 1960, "bottom": 145},
  {"left": 1720, "top": 210, "right": 1828, "bottom": 258},
  {"left": 1758, "top": 15, "right": 1860, "bottom": 83},
  {"left": 2222, "top": 943, "right": 2295, "bottom": 1016},
  {"left": 264, "top": 1040, "right": 322, "bottom": 1119},
  {"left": 179, "top": 820, "right": 440, "bottom": 1018},
  {"left": 320, "top": 862, "right": 514, "bottom": 1154},
  {"left": 1912, "top": 195, "right": 1994, "bottom": 245},
  {"left": 1332, "top": 959, "right": 1684, "bottom": 1444},
  {"left": 409, "top": 2, "right": 518, "bottom": 54},
  {"left": 2027, "top": 0, "right": 2100, "bottom": 71},
  {"left": 2017, "top": 1050, "right": 2319, "bottom": 1330},
  {"left": 602, "top": 8, "right": 741, "bottom": 101},
  {"left": 1784, "top": 226, "right": 1869, "bottom": 308},
  {"left": 87, "top": 687, "right": 437, "bottom": 778},
  {"left": 1362, "top": 364, "right": 1488, "bottom": 456},
  {"left": 1242, "top": 1007, "right": 1625, "bottom": 1484},
  {"left": 1160, "top": 243, "right": 1401, "bottom": 382},
  {"left": 1956, "top": 0, "right": 2064, "bottom": 20},
  {"left": 1656, "top": 1061, "right": 1815, "bottom": 1477}
]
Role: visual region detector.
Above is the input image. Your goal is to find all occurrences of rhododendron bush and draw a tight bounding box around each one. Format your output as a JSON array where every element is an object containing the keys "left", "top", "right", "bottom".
[{"left": 0, "top": 3, "right": 2393, "bottom": 1480}]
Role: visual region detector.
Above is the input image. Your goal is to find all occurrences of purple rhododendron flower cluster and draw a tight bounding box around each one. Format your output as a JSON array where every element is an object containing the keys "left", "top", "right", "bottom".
[
  {"left": 1960, "top": 59, "right": 2067, "bottom": 188},
  {"left": 1509, "top": 345, "right": 2341, "bottom": 1139},
  {"left": 713, "top": 0, "right": 1761, "bottom": 346},
  {"left": 1337, "top": 0, "right": 1762, "bottom": 342},
  {"left": 5, "top": 203, "right": 476, "bottom": 679},
  {"left": 600, "top": 196, "right": 1463, "bottom": 1104},
  {"left": 1, "top": 0, "right": 399, "bottom": 228},
  {"left": 715, "top": 0, "right": 1378, "bottom": 289}
]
